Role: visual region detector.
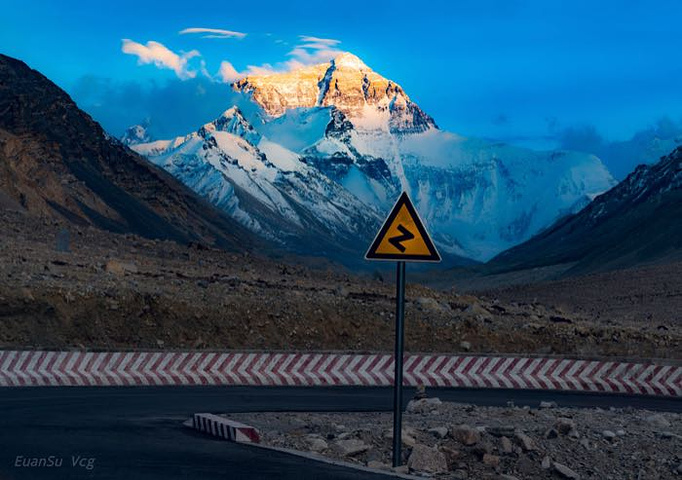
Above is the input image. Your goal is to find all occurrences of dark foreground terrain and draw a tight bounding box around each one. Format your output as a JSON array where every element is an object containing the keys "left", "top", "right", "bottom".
[{"left": 0, "top": 207, "right": 679, "bottom": 358}]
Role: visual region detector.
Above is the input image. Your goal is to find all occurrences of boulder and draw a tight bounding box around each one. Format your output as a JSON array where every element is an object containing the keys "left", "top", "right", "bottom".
[
  {"left": 451, "top": 424, "right": 481, "bottom": 446},
  {"left": 406, "top": 397, "right": 442, "bottom": 414},
  {"left": 335, "top": 439, "right": 369, "bottom": 457},
  {"left": 514, "top": 432, "right": 536, "bottom": 452},
  {"left": 306, "top": 435, "right": 328, "bottom": 452},
  {"left": 407, "top": 444, "right": 448, "bottom": 474},
  {"left": 553, "top": 462, "right": 581, "bottom": 479}
]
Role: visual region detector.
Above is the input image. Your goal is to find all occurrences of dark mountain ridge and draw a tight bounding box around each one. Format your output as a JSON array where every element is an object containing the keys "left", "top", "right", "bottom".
[
  {"left": 490, "top": 146, "right": 682, "bottom": 275},
  {"left": 0, "top": 53, "right": 260, "bottom": 251}
]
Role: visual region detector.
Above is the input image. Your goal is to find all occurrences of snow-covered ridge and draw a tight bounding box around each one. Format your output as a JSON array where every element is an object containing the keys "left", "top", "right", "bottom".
[{"left": 131, "top": 107, "right": 381, "bottom": 252}]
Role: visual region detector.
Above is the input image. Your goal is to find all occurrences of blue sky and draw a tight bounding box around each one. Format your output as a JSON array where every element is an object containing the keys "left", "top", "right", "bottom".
[{"left": 2, "top": 0, "right": 682, "bottom": 152}]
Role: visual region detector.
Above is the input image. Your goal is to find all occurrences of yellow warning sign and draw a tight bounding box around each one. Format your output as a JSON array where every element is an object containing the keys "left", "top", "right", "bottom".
[{"left": 365, "top": 192, "right": 441, "bottom": 262}]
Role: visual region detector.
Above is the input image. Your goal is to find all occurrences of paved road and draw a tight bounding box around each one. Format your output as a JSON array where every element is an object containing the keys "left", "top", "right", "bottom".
[{"left": 0, "top": 386, "right": 679, "bottom": 479}]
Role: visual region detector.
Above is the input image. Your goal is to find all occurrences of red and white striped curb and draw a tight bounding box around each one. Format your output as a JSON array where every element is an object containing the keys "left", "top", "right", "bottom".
[
  {"left": 0, "top": 351, "right": 679, "bottom": 396},
  {"left": 191, "top": 413, "right": 260, "bottom": 443}
]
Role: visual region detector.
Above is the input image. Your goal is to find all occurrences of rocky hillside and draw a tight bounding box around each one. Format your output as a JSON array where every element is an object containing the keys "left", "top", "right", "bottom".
[
  {"left": 491, "top": 146, "right": 682, "bottom": 274},
  {"left": 1, "top": 206, "right": 677, "bottom": 357},
  {"left": 0, "top": 54, "right": 259, "bottom": 251}
]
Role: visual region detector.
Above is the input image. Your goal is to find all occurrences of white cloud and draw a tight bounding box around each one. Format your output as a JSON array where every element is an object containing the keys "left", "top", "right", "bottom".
[
  {"left": 214, "top": 34, "right": 344, "bottom": 84},
  {"left": 298, "top": 36, "right": 341, "bottom": 47},
  {"left": 179, "top": 27, "right": 246, "bottom": 39},
  {"left": 217, "top": 61, "right": 241, "bottom": 83},
  {"left": 121, "top": 39, "right": 200, "bottom": 80},
  {"left": 285, "top": 35, "right": 342, "bottom": 68}
]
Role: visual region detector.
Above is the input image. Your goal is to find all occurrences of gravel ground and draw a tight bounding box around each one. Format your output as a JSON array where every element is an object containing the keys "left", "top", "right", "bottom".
[{"left": 227, "top": 398, "right": 682, "bottom": 479}]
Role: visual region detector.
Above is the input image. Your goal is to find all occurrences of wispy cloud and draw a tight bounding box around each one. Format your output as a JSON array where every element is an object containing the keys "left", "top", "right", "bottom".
[
  {"left": 179, "top": 27, "right": 246, "bottom": 39},
  {"left": 215, "top": 35, "right": 344, "bottom": 83},
  {"left": 122, "top": 39, "right": 200, "bottom": 80},
  {"left": 286, "top": 35, "right": 342, "bottom": 69}
]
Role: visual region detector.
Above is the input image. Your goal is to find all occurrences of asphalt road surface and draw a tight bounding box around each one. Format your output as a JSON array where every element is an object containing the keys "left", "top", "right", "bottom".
[{"left": 0, "top": 386, "right": 679, "bottom": 480}]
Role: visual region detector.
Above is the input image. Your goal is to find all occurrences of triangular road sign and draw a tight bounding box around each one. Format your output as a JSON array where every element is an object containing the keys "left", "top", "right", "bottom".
[{"left": 365, "top": 191, "right": 441, "bottom": 262}]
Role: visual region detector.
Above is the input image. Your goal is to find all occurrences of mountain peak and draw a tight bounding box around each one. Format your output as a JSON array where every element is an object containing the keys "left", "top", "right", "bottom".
[
  {"left": 202, "top": 105, "right": 261, "bottom": 145},
  {"left": 332, "top": 52, "right": 369, "bottom": 71},
  {"left": 233, "top": 53, "right": 436, "bottom": 133},
  {"left": 121, "top": 123, "right": 151, "bottom": 146}
]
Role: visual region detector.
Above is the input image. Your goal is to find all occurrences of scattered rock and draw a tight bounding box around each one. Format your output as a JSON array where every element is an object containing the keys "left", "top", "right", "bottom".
[
  {"left": 658, "top": 431, "right": 682, "bottom": 440},
  {"left": 406, "top": 397, "right": 442, "bottom": 414},
  {"left": 440, "top": 446, "right": 461, "bottom": 469},
  {"left": 335, "top": 439, "right": 369, "bottom": 457},
  {"left": 553, "top": 462, "right": 581, "bottom": 479},
  {"left": 544, "top": 428, "right": 559, "bottom": 439},
  {"left": 384, "top": 427, "right": 417, "bottom": 447},
  {"left": 105, "top": 260, "right": 137, "bottom": 276},
  {"left": 487, "top": 426, "right": 515, "bottom": 438},
  {"left": 332, "top": 423, "right": 346, "bottom": 433},
  {"left": 416, "top": 297, "right": 445, "bottom": 312},
  {"left": 367, "top": 460, "right": 388, "bottom": 470},
  {"left": 616, "top": 429, "right": 626, "bottom": 437},
  {"left": 451, "top": 424, "right": 481, "bottom": 446},
  {"left": 459, "top": 341, "right": 472, "bottom": 351},
  {"left": 645, "top": 414, "right": 671, "bottom": 430},
  {"left": 464, "top": 302, "right": 492, "bottom": 319},
  {"left": 500, "top": 436, "right": 513, "bottom": 454},
  {"left": 482, "top": 453, "right": 500, "bottom": 467},
  {"left": 514, "top": 432, "right": 536, "bottom": 451},
  {"left": 542, "top": 455, "right": 551, "bottom": 469},
  {"left": 407, "top": 444, "right": 448, "bottom": 474},
  {"left": 306, "top": 436, "right": 328, "bottom": 452},
  {"left": 555, "top": 417, "right": 577, "bottom": 435},
  {"left": 602, "top": 430, "right": 616, "bottom": 441},
  {"left": 428, "top": 427, "right": 448, "bottom": 439},
  {"left": 540, "top": 401, "right": 558, "bottom": 409},
  {"left": 498, "top": 475, "right": 520, "bottom": 480}
]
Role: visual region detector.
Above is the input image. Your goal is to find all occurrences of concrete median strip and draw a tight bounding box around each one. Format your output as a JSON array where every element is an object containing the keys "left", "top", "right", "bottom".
[{"left": 0, "top": 350, "right": 680, "bottom": 397}]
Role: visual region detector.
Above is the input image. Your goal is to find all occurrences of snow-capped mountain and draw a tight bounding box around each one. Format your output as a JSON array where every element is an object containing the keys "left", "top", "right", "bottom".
[
  {"left": 133, "top": 52, "right": 616, "bottom": 263},
  {"left": 131, "top": 106, "right": 381, "bottom": 257}
]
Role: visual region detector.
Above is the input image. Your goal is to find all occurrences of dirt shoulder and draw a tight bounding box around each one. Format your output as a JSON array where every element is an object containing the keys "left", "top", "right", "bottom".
[
  {"left": 0, "top": 209, "right": 680, "bottom": 358},
  {"left": 227, "top": 399, "right": 682, "bottom": 479}
]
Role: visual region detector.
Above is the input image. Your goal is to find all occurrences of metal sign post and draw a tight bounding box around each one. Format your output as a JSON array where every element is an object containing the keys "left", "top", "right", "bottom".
[
  {"left": 392, "top": 261, "right": 406, "bottom": 467},
  {"left": 365, "top": 192, "right": 441, "bottom": 467}
]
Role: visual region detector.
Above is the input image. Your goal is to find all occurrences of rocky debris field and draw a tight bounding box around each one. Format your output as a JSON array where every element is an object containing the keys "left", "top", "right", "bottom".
[
  {"left": 227, "top": 398, "right": 682, "bottom": 479},
  {"left": 0, "top": 208, "right": 680, "bottom": 357}
]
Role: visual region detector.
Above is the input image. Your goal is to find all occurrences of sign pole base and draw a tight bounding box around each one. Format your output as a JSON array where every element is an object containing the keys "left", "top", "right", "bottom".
[{"left": 392, "top": 261, "right": 406, "bottom": 468}]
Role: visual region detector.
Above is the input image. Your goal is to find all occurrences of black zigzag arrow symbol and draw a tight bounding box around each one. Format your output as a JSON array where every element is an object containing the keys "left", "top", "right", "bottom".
[{"left": 388, "top": 224, "right": 415, "bottom": 252}]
